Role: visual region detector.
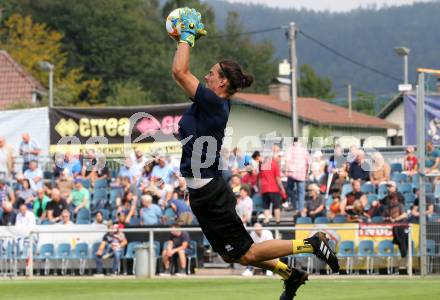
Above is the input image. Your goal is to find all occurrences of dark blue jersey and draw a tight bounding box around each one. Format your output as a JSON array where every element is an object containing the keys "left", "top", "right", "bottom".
[{"left": 178, "top": 83, "right": 230, "bottom": 178}]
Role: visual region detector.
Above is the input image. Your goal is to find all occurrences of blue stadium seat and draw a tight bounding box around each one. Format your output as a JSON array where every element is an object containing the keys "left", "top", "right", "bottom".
[
  {"left": 296, "top": 217, "right": 312, "bottom": 224},
  {"left": 99, "top": 208, "right": 110, "bottom": 220},
  {"left": 371, "top": 216, "right": 384, "bottom": 224},
  {"left": 57, "top": 243, "right": 73, "bottom": 275},
  {"left": 82, "top": 179, "right": 91, "bottom": 189},
  {"left": 92, "top": 188, "right": 108, "bottom": 212},
  {"left": 341, "top": 183, "right": 352, "bottom": 198},
  {"left": 427, "top": 239, "right": 438, "bottom": 273},
  {"left": 390, "top": 163, "right": 403, "bottom": 174},
  {"left": 397, "top": 183, "right": 412, "bottom": 194},
  {"left": 90, "top": 242, "right": 102, "bottom": 259},
  {"left": 357, "top": 240, "right": 375, "bottom": 274},
  {"left": 378, "top": 184, "right": 388, "bottom": 199},
  {"left": 361, "top": 183, "right": 375, "bottom": 194},
  {"left": 186, "top": 240, "right": 198, "bottom": 274},
  {"left": 314, "top": 216, "right": 330, "bottom": 224},
  {"left": 109, "top": 187, "right": 124, "bottom": 209},
  {"left": 94, "top": 179, "right": 108, "bottom": 189},
  {"left": 332, "top": 215, "right": 347, "bottom": 224},
  {"left": 411, "top": 174, "right": 420, "bottom": 190},
  {"left": 377, "top": 240, "right": 396, "bottom": 274},
  {"left": 337, "top": 240, "right": 355, "bottom": 274},
  {"left": 76, "top": 208, "right": 91, "bottom": 224},
  {"left": 434, "top": 183, "right": 440, "bottom": 199},
  {"left": 404, "top": 193, "right": 416, "bottom": 206},
  {"left": 129, "top": 216, "right": 140, "bottom": 226},
  {"left": 163, "top": 207, "right": 176, "bottom": 225},
  {"left": 38, "top": 243, "right": 55, "bottom": 275},
  {"left": 391, "top": 173, "right": 408, "bottom": 183},
  {"left": 74, "top": 243, "right": 89, "bottom": 275},
  {"left": 425, "top": 182, "right": 433, "bottom": 193},
  {"left": 367, "top": 194, "right": 378, "bottom": 204},
  {"left": 122, "top": 242, "right": 140, "bottom": 275}
]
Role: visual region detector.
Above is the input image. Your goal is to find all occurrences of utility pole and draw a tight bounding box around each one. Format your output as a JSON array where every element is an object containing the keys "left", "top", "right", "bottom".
[
  {"left": 348, "top": 83, "right": 352, "bottom": 119},
  {"left": 288, "top": 22, "right": 298, "bottom": 138}
]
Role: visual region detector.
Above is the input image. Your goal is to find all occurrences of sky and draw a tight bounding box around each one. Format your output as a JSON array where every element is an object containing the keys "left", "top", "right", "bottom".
[{"left": 225, "top": 0, "right": 437, "bottom": 12}]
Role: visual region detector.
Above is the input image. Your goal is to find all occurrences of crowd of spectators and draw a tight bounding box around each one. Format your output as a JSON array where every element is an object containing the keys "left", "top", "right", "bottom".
[{"left": 0, "top": 132, "right": 439, "bottom": 230}]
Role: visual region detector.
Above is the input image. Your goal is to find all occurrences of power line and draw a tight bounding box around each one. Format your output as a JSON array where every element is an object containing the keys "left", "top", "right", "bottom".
[
  {"left": 297, "top": 29, "right": 401, "bottom": 83},
  {"left": 204, "top": 26, "right": 283, "bottom": 39}
]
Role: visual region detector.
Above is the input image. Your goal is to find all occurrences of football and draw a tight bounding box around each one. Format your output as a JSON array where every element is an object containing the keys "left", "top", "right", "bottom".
[{"left": 165, "top": 8, "right": 183, "bottom": 42}]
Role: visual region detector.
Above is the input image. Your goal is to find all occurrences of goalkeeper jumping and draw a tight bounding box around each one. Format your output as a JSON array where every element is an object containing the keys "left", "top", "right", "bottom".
[{"left": 171, "top": 8, "right": 339, "bottom": 300}]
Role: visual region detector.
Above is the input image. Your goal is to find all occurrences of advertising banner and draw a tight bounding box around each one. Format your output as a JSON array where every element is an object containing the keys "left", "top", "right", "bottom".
[
  {"left": 404, "top": 94, "right": 440, "bottom": 145},
  {"left": 49, "top": 104, "right": 190, "bottom": 156}
]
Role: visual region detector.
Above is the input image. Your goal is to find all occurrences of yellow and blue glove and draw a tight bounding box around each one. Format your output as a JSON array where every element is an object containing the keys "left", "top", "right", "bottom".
[{"left": 179, "top": 7, "right": 207, "bottom": 47}]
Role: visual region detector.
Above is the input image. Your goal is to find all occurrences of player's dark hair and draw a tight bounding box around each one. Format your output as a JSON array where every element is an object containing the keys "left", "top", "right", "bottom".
[{"left": 219, "top": 59, "right": 254, "bottom": 96}]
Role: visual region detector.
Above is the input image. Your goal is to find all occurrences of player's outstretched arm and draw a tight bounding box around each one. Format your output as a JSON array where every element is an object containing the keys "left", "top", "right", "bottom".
[{"left": 172, "top": 42, "right": 199, "bottom": 98}]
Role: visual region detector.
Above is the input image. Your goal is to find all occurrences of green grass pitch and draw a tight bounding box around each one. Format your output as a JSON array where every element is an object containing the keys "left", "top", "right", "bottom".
[{"left": 0, "top": 278, "right": 439, "bottom": 300}]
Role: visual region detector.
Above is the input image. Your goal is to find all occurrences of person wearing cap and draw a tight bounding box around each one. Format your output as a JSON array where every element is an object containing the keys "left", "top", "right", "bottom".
[
  {"left": 301, "top": 184, "right": 325, "bottom": 220},
  {"left": 402, "top": 146, "right": 418, "bottom": 177},
  {"left": 380, "top": 181, "right": 404, "bottom": 206},
  {"left": 67, "top": 178, "right": 90, "bottom": 215}
]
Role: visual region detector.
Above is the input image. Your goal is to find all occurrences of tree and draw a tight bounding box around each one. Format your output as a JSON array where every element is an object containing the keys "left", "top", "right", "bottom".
[
  {"left": 352, "top": 91, "right": 376, "bottom": 115},
  {"left": 106, "top": 80, "right": 157, "bottom": 106},
  {"left": 0, "top": 14, "right": 101, "bottom": 105},
  {"left": 298, "top": 64, "right": 336, "bottom": 100}
]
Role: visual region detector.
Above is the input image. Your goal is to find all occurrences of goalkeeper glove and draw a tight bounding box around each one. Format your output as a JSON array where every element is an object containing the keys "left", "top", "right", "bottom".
[{"left": 179, "top": 7, "right": 207, "bottom": 47}]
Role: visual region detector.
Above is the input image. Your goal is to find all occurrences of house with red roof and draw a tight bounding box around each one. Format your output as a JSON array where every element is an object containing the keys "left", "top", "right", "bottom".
[
  {"left": 228, "top": 83, "right": 399, "bottom": 148},
  {"left": 0, "top": 50, "right": 45, "bottom": 109}
]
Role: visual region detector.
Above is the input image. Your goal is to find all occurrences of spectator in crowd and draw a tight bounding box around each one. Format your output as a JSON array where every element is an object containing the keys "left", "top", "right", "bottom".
[
  {"left": 56, "top": 169, "right": 74, "bottom": 199},
  {"left": 242, "top": 223, "right": 274, "bottom": 277},
  {"left": 235, "top": 185, "right": 253, "bottom": 225},
  {"left": 117, "top": 190, "right": 137, "bottom": 225},
  {"left": 346, "top": 200, "right": 369, "bottom": 223},
  {"left": 348, "top": 150, "right": 370, "bottom": 182},
  {"left": 67, "top": 178, "right": 90, "bottom": 216},
  {"left": 147, "top": 178, "right": 173, "bottom": 209},
  {"left": 409, "top": 192, "right": 435, "bottom": 223},
  {"left": 0, "top": 136, "right": 15, "bottom": 181},
  {"left": 309, "top": 150, "right": 326, "bottom": 184},
  {"left": 118, "top": 158, "right": 135, "bottom": 182},
  {"left": 151, "top": 155, "right": 173, "bottom": 184},
  {"left": 95, "top": 221, "right": 127, "bottom": 275},
  {"left": 93, "top": 210, "right": 107, "bottom": 225},
  {"left": 33, "top": 188, "right": 50, "bottom": 223},
  {"left": 15, "top": 203, "right": 36, "bottom": 227},
  {"left": 169, "top": 194, "right": 193, "bottom": 225},
  {"left": 130, "top": 149, "right": 148, "bottom": 180},
  {"left": 140, "top": 194, "right": 162, "bottom": 225},
  {"left": 138, "top": 162, "right": 154, "bottom": 192},
  {"left": 369, "top": 152, "right": 390, "bottom": 187},
  {"left": 19, "top": 132, "right": 40, "bottom": 172},
  {"left": 161, "top": 224, "right": 190, "bottom": 276},
  {"left": 242, "top": 165, "right": 258, "bottom": 196},
  {"left": 62, "top": 151, "right": 82, "bottom": 177},
  {"left": 15, "top": 178, "right": 34, "bottom": 209},
  {"left": 81, "top": 150, "right": 109, "bottom": 186},
  {"left": 0, "top": 178, "right": 15, "bottom": 208},
  {"left": 24, "top": 160, "right": 43, "bottom": 191},
  {"left": 402, "top": 146, "right": 418, "bottom": 177},
  {"left": 380, "top": 181, "right": 404, "bottom": 206},
  {"left": 92, "top": 157, "right": 110, "bottom": 185},
  {"left": 302, "top": 183, "right": 325, "bottom": 220},
  {"left": 327, "top": 145, "right": 348, "bottom": 193},
  {"left": 383, "top": 193, "right": 408, "bottom": 223},
  {"left": 259, "top": 155, "right": 285, "bottom": 224},
  {"left": 250, "top": 150, "right": 262, "bottom": 172},
  {"left": 340, "top": 180, "right": 368, "bottom": 215},
  {"left": 425, "top": 141, "right": 440, "bottom": 174},
  {"left": 60, "top": 209, "right": 73, "bottom": 225},
  {"left": 327, "top": 193, "right": 341, "bottom": 220},
  {"left": 173, "top": 177, "right": 187, "bottom": 200},
  {"left": 230, "top": 174, "right": 242, "bottom": 195},
  {"left": 231, "top": 147, "right": 251, "bottom": 170},
  {"left": 219, "top": 147, "right": 233, "bottom": 183},
  {"left": 1, "top": 201, "right": 16, "bottom": 225},
  {"left": 46, "top": 188, "right": 68, "bottom": 223},
  {"left": 366, "top": 199, "right": 385, "bottom": 219},
  {"left": 285, "top": 138, "right": 310, "bottom": 214},
  {"left": 347, "top": 144, "right": 359, "bottom": 163},
  {"left": 116, "top": 211, "right": 126, "bottom": 229}
]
